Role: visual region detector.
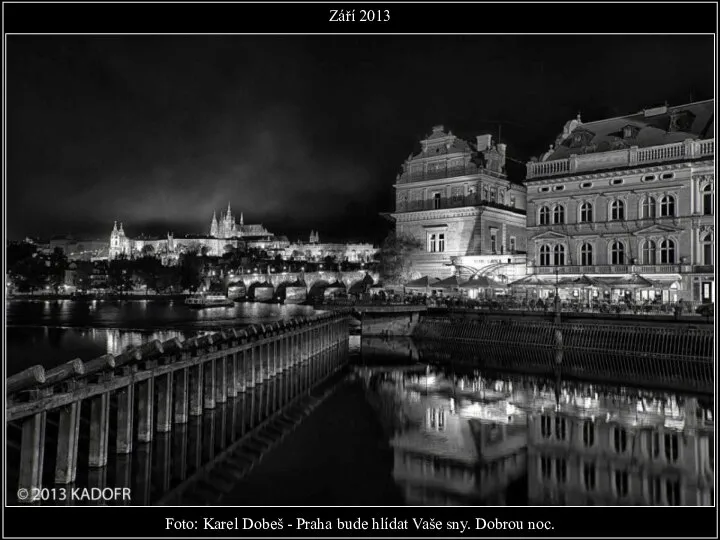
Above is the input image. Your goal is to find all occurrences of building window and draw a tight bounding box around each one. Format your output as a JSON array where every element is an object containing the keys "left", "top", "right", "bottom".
[
  {"left": 614, "top": 427, "right": 628, "bottom": 453},
  {"left": 428, "top": 233, "right": 445, "bottom": 253},
  {"left": 554, "top": 185, "right": 565, "bottom": 191},
  {"left": 509, "top": 195, "right": 516, "bottom": 207},
  {"left": 540, "top": 456, "right": 552, "bottom": 479},
  {"left": 539, "top": 186, "right": 550, "bottom": 193},
  {"left": 611, "top": 241, "right": 626, "bottom": 265},
  {"left": 490, "top": 230, "right": 498, "bottom": 253},
  {"left": 582, "top": 420, "right": 595, "bottom": 447},
  {"left": 555, "top": 417, "right": 567, "bottom": 440},
  {"left": 553, "top": 205, "right": 565, "bottom": 224},
  {"left": 539, "top": 206, "right": 551, "bottom": 225},
  {"left": 703, "top": 184, "right": 713, "bottom": 215},
  {"left": 583, "top": 463, "right": 596, "bottom": 491},
  {"left": 555, "top": 458, "right": 567, "bottom": 483},
  {"left": 666, "top": 480, "right": 681, "bottom": 505},
  {"left": 580, "top": 243, "right": 593, "bottom": 266},
  {"left": 650, "top": 431, "right": 660, "bottom": 458},
  {"left": 659, "top": 239, "right": 675, "bottom": 264},
  {"left": 642, "top": 175, "right": 656, "bottom": 183},
  {"left": 643, "top": 240, "right": 657, "bottom": 265},
  {"left": 660, "top": 195, "right": 675, "bottom": 217},
  {"left": 614, "top": 470, "right": 629, "bottom": 497},
  {"left": 509, "top": 236, "right": 516, "bottom": 253},
  {"left": 540, "top": 415, "right": 552, "bottom": 438},
  {"left": 553, "top": 244, "right": 566, "bottom": 266},
  {"left": 650, "top": 477, "right": 663, "bottom": 504},
  {"left": 610, "top": 200, "right": 625, "bottom": 221},
  {"left": 664, "top": 433, "right": 679, "bottom": 463},
  {"left": 433, "top": 193, "right": 442, "bottom": 209},
  {"left": 580, "top": 182, "right": 593, "bottom": 189},
  {"left": 539, "top": 245, "right": 551, "bottom": 267},
  {"left": 490, "top": 189, "right": 496, "bottom": 203},
  {"left": 661, "top": 172, "right": 675, "bottom": 180},
  {"left": 579, "top": 202, "right": 593, "bottom": 223},
  {"left": 611, "top": 178, "right": 624, "bottom": 186},
  {"left": 642, "top": 196, "right": 657, "bottom": 219},
  {"left": 701, "top": 233, "right": 713, "bottom": 265}
]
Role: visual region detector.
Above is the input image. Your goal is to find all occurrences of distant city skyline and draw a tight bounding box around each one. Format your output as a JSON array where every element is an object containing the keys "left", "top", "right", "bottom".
[{"left": 7, "top": 35, "right": 714, "bottom": 241}]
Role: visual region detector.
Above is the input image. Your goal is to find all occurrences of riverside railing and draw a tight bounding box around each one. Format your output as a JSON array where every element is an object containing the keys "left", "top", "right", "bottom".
[
  {"left": 6, "top": 312, "right": 351, "bottom": 504},
  {"left": 413, "top": 318, "right": 714, "bottom": 393}
]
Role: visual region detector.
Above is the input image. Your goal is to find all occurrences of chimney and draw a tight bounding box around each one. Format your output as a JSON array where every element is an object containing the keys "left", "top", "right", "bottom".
[
  {"left": 476, "top": 134, "right": 492, "bottom": 152},
  {"left": 496, "top": 143, "right": 507, "bottom": 156}
]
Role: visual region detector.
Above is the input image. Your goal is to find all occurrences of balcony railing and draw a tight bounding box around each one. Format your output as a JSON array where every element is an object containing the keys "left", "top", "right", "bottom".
[
  {"left": 397, "top": 197, "right": 523, "bottom": 214},
  {"left": 526, "top": 138, "right": 714, "bottom": 180},
  {"left": 398, "top": 164, "right": 506, "bottom": 184},
  {"left": 693, "top": 265, "right": 715, "bottom": 274},
  {"left": 532, "top": 264, "right": 689, "bottom": 275}
]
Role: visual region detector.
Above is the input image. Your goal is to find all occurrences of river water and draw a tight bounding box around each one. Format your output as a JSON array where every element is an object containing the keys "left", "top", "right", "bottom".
[
  {"left": 5, "top": 299, "right": 318, "bottom": 375},
  {"left": 5, "top": 300, "right": 715, "bottom": 506}
]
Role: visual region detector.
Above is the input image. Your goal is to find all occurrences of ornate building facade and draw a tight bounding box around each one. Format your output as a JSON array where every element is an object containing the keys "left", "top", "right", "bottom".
[
  {"left": 523, "top": 100, "right": 715, "bottom": 304},
  {"left": 388, "top": 125, "right": 528, "bottom": 280},
  {"left": 527, "top": 397, "right": 714, "bottom": 505}
]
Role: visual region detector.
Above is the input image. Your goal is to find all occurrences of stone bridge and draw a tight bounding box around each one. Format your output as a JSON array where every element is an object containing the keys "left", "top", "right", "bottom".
[{"left": 226, "top": 270, "right": 380, "bottom": 295}]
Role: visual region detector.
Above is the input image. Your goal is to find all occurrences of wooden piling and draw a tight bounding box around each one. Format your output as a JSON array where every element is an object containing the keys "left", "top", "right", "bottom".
[
  {"left": 89, "top": 393, "right": 111, "bottom": 467},
  {"left": 55, "top": 402, "right": 81, "bottom": 484},
  {"left": 18, "top": 412, "right": 46, "bottom": 501},
  {"left": 174, "top": 368, "right": 189, "bottom": 424},
  {"left": 203, "top": 360, "right": 216, "bottom": 410},
  {"left": 137, "top": 378, "right": 155, "bottom": 443},
  {"left": 116, "top": 384, "right": 134, "bottom": 454},
  {"left": 188, "top": 364, "right": 203, "bottom": 416},
  {"left": 156, "top": 372, "right": 173, "bottom": 433}
]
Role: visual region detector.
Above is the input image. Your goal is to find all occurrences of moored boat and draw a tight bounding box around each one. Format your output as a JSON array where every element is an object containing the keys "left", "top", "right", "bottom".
[{"left": 185, "top": 293, "right": 234, "bottom": 309}]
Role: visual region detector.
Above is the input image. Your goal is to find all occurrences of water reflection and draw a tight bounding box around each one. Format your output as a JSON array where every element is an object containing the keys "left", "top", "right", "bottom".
[{"left": 358, "top": 336, "right": 714, "bottom": 506}]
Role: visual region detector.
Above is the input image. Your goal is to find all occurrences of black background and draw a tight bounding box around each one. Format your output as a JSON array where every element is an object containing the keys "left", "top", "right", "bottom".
[
  {"left": 3, "top": 505, "right": 718, "bottom": 537},
  {"left": 3, "top": 2, "right": 718, "bottom": 538},
  {"left": 3, "top": 2, "right": 718, "bottom": 34}
]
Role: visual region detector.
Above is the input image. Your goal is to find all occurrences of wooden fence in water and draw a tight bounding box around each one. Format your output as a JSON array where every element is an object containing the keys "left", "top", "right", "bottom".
[{"left": 6, "top": 312, "right": 351, "bottom": 504}]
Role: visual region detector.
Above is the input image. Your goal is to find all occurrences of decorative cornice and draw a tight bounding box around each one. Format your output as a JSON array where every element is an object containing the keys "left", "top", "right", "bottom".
[
  {"left": 525, "top": 160, "right": 714, "bottom": 186},
  {"left": 394, "top": 174, "right": 511, "bottom": 191}
]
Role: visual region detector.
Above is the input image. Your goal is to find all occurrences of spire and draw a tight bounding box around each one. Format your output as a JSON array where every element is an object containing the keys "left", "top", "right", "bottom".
[
  {"left": 119, "top": 222, "right": 124, "bottom": 235},
  {"left": 240, "top": 212, "right": 244, "bottom": 226},
  {"left": 113, "top": 221, "right": 118, "bottom": 232},
  {"left": 227, "top": 202, "right": 232, "bottom": 218}
]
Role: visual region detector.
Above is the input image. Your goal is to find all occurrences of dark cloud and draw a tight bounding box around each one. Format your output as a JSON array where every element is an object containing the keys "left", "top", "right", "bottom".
[{"left": 7, "top": 35, "right": 714, "bottom": 242}]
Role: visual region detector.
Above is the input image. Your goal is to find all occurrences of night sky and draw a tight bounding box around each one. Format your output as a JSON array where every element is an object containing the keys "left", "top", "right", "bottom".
[{"left": 7, "top": 35, "right": 714, "bottom": 243}]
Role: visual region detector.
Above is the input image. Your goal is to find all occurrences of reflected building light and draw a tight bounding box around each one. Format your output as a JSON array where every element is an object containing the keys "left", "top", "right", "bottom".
[{"left": 664, "top": 417, "right": 686, "bottom": 431}]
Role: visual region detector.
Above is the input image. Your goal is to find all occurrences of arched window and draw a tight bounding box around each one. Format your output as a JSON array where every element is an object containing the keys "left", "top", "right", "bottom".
[
  {"left": 539, "top": 245, "right": 551, "bottom": 266},
  {"left": 659, "top": 239, "right": 675, "bottom": 264},
  {"left": 703, "top": 184, "right": 713, "bottom": 215},
  {"left": 701, "top": 233, "right": 713, "bottom": 265},
  {"left": 579, "top": 202, "right": 593, "bottom": 223},
  {"left": 554, "top": 244, "right": 566, "bottom": 266},
  {"left": 553, "top": 205, "right": 565, "bottom": 224},
  {"left": 610, "top": 200, "right": 625, "bottom": 221},
  {"left": 643, "top": 240, "right": 657, "bottom": 265},
  {"left": 611, "top": 241, "right": 625, "bottom": 265},
  {"left": 660, "top": 195, "right": 675, "bottom": 217},
  {"left": 539, "top": 206, "right": 551, "bottom": 225},
  {"left": 580, "top": 243, "right": 593, "bottom": 266},
  {"left": 642, "top": 196, "right": 656, "bottom": 219}
]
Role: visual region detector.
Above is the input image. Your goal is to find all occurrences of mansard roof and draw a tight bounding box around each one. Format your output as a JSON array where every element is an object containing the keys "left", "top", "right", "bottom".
[{"left": 540, "top": 99, "right": 714, "bottom": 162}]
